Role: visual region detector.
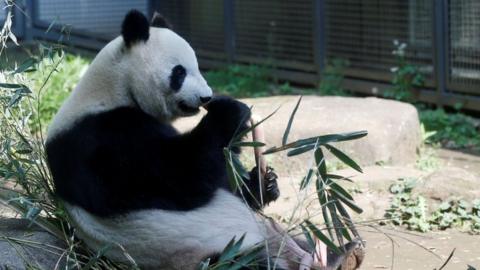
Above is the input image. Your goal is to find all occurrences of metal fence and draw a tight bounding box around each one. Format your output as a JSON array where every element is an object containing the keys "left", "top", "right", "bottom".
[{"left": 3, "top": 0, "right": 480, "bottom": 110}]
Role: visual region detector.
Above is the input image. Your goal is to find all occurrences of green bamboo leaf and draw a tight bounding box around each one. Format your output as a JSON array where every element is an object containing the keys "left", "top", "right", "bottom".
[
  {"left": 325, "top": 198, "right": 347, "bottom": 246},
  {"left": 327, "top": 174, "right": 354, "bottom": 182},
  {"left": 286, "top": 144, "right": 315, "bottom": 157},
  {"left": 227, "top": 245, "right": 263, "bottom": 270},
  {"left": 232, "top": 154, "right": 249, "bottom": 180},
  {"left": 231, "top": 106, "right": 280, "bottom": 144},
  {"left": 282, "top": 96, "right": 302, "bottom": 145},
  {"left": 329, "top": 181, "right": 354, "bottom": 200},
  {"left": 223, "top": 148, "right": 239, "bottom": 192},
  {"left": 304, "top": 220, "right": 342, "bottom": 254},
  {"left": 330, "top": 188, "right": 363, "bottom": 214},
  {"left": 218, "top": 234, "right": 246, "bottom": 262},
  {"left": 300, "top": 168, "right": 314, "bottom": 190},
  {"left": 316, "top": 178, "right": 334, "bottom": 240},
  {"left": 324, "top": 144, "right": 363, "bottom": 173},
  {"left": 81, "top": 244, "right": 112, "bottom": 270},
  {"left": 13, "top": 58, "right": 38, "bottom": 74},
  {"left": 334, "top": 200, "right": 360, "bottom": 238},
  {"left": 300, "top": 224, "right": 316, "bottom": 250},
  {"left": 315, "top": 147, "right": 327, "bottom": 177},
  {"left": 231, "top": 141, "right": 266, "bottom": 148},
  {"left": 263, "top": 130, "right": 368, "bottom": 155},
  {"left": 0, "top": 83, "right": 25, "bottom": 89}
]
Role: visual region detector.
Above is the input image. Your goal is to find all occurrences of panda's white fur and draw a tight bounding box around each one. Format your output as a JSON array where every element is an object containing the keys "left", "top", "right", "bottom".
[
  {"left": 65, "top": 190, "right": 267, "bottom": 269},
  {"left": 48, "top": 28, "right": 211, "bottom": 139},
  {"left": 45, "top": 11, "right": 296, "bottom": 270}
]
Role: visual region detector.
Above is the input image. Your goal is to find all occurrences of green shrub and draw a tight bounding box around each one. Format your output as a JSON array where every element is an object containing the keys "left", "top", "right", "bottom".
[
  {"left": 26, "top": 53, "right": 89, "bottom": 133},
  {"left": 383, "top": 40, "right": 425, "bottom": 102},
  {"left": 318, "top": 58, "right": 350, "bottom": 96},
  {"left": 419, "top": 109, "right": 480, "bottom": 148},
  {"left": 384, "top": 178, "right": 480, "bottom": 234},
  {"left": 205, "top": 64, "right": 270, "bottom": 98}
]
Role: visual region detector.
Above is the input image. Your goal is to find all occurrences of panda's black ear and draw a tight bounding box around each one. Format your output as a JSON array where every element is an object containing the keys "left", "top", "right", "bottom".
[
  {"left": 151, "top": 11, "right": 172, "bottom": 29},
  {"left": 122, "top": 10, "right": 150, "bottom": 48}
]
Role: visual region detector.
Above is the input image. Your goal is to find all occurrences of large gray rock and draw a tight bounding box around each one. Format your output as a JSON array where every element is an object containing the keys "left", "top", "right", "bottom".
[
  {"left": 417, "top": 167, "right": 480, "bottom": 201},
  {"left": 174, "top": 96, "right": 421, "bottom": 167},
  {"left": 0, "top": 219, "right": 65, "bottom": 269}
]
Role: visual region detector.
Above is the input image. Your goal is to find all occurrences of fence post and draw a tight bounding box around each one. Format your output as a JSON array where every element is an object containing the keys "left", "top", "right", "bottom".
[
  {"left": 432, "top": 0, "right": 448, "bottom": 108},
  {"left": 223, "top": 0, "right": 235, "bottom": 63},
  {"left": 22, "top": 0, "right": 35, "bottom": 41},
  {"left": 313, "top": 0, "right": 326, "bottom": 83},
  {"left": 148, "top": 0, "right": 161, "bottom": 18}
]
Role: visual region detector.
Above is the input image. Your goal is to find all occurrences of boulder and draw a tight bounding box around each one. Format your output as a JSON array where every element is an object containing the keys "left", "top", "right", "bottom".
[
  {"left": 174, "top": 96, "right": 421, "bottom": 168},
  {"left": 417, "top": 167, "right": 480, "bottom": 201},
  {"left": 0, "top": 219, "right": 65, "bottom": 269}
]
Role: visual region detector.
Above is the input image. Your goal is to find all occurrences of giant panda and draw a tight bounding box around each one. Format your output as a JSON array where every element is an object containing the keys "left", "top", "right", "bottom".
[{"left": 45, "top": 10, "right": 359, "bottom": 270}]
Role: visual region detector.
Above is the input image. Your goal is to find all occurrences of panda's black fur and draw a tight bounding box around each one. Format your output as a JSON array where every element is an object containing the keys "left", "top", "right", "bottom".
[
  {"left": 46, "top": 97, "right": 276, "bottom": 217},
  {"left": 121, "top": 10, "right": 150, "bottom": 48}
]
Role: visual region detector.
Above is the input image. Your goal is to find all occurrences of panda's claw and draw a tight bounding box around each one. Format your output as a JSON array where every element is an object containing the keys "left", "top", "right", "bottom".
[{"left": 264, "top": 166, "right": 280, "bottom": 203}]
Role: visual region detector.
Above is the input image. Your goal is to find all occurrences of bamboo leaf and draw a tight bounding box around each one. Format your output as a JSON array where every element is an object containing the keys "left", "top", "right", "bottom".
[
  {"left": 330, "top": 188, "right": 363, "bottom": 214},
  {"left": 315, "top": 147, "right": 327, "bottom": 177},
  {"left": 334, "top": 200, "right": 360, "bottom": 238},
  {"left": 0, "top": 83, "right": 25, "bottom": 89},
  {"left": 231, "top": 141, "right": 266, "bottom": 148},
  {"left": 324, "top": 144, "right": 363, "bottom": 173},
  {"left": 227, "top": 245, "right": 263, "bottom": 270},
  {"left": 218, "top": 234, "right": 246, "bottom": 263},
  {"left": 300, "top": 224, "right": 316, "bottom": 250},
  {"left": 282, "top": 96, "right": 302, "bottom": 145},
  {"left": 263, "top": 130, "right": 368, "bottom": 155},
  {"left": 232, "top": 154, "right": 249, "bottom": 180},
  {"left": 13, "top": 58, "right": 38, "bottom": 74},
  {"left": 223, "top": 148, "right": 238, "bottom": 192},
  {"left": 325, "top": 198, "right": 347, "bottom": 246},
  {"left": 304, "top": 220, "right": 342, "bottom": 255},
  {"left": 300, "top": 168, "right": 314, "bottom": 190},
  {"left": 316, "top": 178, "right": 334, "bottom": 240},
  {"left": 81, "top": 244, "right": 112, "bottom": 270},
  {"left": 327, "top": 174, "right": 354, "bottom": 182},
  {"left": 286, "top": 144, "right": 315, "bottom": 156},
  {"left": 329, "top": 181, "right": 354, "bottom": 200},
  {"left": 231, "top": 106, "right": 280, "bottom": 144}
]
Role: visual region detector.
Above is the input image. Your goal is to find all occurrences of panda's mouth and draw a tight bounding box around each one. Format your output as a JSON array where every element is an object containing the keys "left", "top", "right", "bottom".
[{"left": 178, "top": 101, "right": 200, "bottom": 115}]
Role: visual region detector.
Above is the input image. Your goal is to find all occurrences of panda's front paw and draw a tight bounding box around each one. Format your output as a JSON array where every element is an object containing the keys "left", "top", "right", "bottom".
[
  {"left": 204, "top": 96, "right": 251, "bottom": 142},
  {"left": 264, "top": 166, "right": 280, "bottom": 203}
]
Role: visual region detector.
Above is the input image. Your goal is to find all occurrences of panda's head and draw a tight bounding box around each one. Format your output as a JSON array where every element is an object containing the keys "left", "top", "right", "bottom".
[{"left": 120, "top": 10, "right": 212, "bottom": 120}]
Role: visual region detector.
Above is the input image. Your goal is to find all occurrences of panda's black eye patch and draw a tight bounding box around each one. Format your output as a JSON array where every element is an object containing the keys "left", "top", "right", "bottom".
[{"left": 170, "top": 65, "right": 186, "bottom": 91}]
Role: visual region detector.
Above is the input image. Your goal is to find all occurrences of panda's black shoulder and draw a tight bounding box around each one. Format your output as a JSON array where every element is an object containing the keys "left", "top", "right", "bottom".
[{"left": 45, "top": 106, "right": 184, "bottom": 216}]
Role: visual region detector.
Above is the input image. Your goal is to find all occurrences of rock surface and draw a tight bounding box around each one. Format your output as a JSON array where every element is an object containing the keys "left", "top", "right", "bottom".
[
  {"left": 418, "top": 167, "right": 480, "bottom": 201},
  {"left": 174, "top": 96, "right": 421, "bottom": 166},
  {"left": 0, "top": 219, "right": 65, "bottom": 269}
]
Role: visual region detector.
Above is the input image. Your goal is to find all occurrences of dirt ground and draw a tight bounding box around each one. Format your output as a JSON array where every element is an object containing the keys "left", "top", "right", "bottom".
[
  {"left": 263, "top": 147, "right": 480, "bottom": 270},
  {"left": 360, "top": 228, "right": 479, "bottom": 269}
]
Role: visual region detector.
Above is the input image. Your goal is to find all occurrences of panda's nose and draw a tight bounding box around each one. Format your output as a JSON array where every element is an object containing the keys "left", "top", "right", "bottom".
[{"left": 200, "top": 96, "right": 212, "bottom": 104}]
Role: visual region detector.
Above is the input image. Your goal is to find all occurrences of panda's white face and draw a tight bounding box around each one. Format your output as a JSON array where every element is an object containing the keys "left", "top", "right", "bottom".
[{"left": 123, "top": 28, "right": 212, "bottom": 120}]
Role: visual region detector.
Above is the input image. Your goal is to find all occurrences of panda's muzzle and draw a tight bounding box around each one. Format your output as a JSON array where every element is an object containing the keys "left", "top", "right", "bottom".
[{"left": 178, "top": 100, "right": 200, "bottom": 115}]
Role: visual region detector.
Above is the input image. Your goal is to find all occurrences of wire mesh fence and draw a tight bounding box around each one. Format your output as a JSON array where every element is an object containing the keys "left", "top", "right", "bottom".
[
  {"left": 2, "top": 0, "right": 480, "bottom": 109},
  {"left": 448, "top": 0, "right": 480, "bottom": 96}
]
